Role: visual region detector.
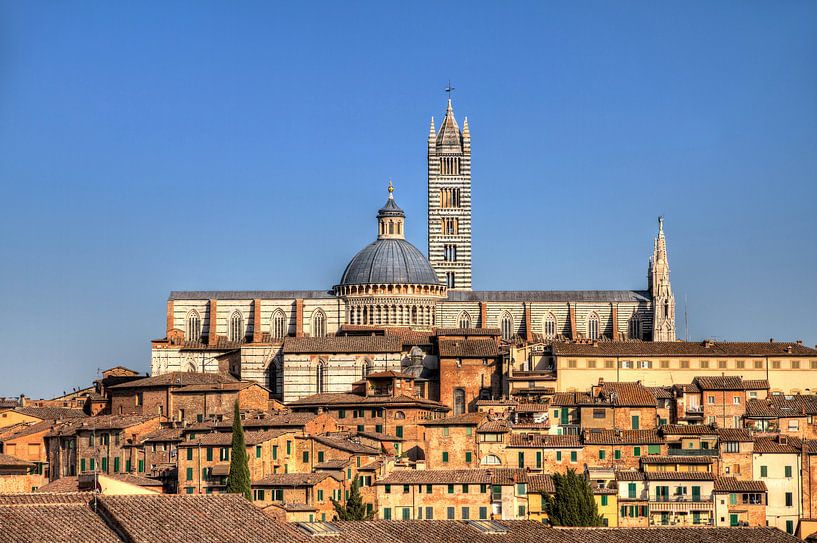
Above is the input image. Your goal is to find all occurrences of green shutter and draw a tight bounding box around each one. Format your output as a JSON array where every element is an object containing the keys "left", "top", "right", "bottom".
[
  {"left": 80, "top": 459, "right": 86, "bottom": 472},
  {"left": 114, "top": 457, "right": 120, "bottom": 472},
  {"left": 186, "top": 467, "right": 193, "bottom": 481},
  {"left": 518, "top": 451, "right": 525, "bottom": 468},
  {"left": 601, "top": 495, "right": 608, "bottom": 506},
  {"left": 648, "top": 444, "right": 660, "bottom": 455},
  {"left": 256, "top": 446, "right": 262, "bottom": 458},
  {"left": 187, "top": 448, "right": 193, "bottom": 461},
  {"left": 599, "top": 450, "right": 606, "bottom": 460},
  {"left": 633, "top": 446, "right": 641, "bottom": 456},
  {"left": 465, "top": 452, "right": 472, "bottom": 463},
  {"left": 206, "top": 447, "right": 213, "bottom": 461},
  {"left": 536, "top": 451, "right": 542, "bottom": 468},
  {"left": 614, "top": 449, "right": 621, "bottom": 460},
  {"left": 760, "top": 465, "right": 768, "bottom": 477},
  {"left": 628, "top": 483, "right": 636, "bottom": 499},
  {"left": 556, "top": 451, "right": 562, "bottom": 461},
  {"left": 396, "top": 426, "right": 404, "bottom": 438},
  {"left": 570, "top": 451, "right": 577, "bottom": 462},
  {"left": 138, "top": 459, "right": 144, "bottom": 473},
  {"left": 442, "top": 451, "right": 449, "bottom": 463}
]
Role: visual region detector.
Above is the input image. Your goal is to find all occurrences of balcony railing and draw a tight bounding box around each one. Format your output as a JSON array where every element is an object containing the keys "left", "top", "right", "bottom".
[
  {"left": 649, "top": 499, "right": 714, "bottom": 513},
  {"left": 667, "top": 448, "right": 719, "bottom": 457}
]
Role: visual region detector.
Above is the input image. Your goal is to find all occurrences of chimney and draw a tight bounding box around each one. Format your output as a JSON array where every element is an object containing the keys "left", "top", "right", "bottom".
[
  {"left": 780, "top": 435, "right": 788, "bottom": 446},
  {"left": 770, "top": 338, "right": 775, "bottom": 343},
  {"left": 786, "top": 346, "right": 793, "bottom": 354},
  {"left": 479, "top": 302, "right": 488, "bottom": 329}
]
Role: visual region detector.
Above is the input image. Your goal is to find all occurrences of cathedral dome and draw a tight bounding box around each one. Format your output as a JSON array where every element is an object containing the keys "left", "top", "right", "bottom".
[{"left": 339, "top": 238, "right": 440, "bottom": 286}]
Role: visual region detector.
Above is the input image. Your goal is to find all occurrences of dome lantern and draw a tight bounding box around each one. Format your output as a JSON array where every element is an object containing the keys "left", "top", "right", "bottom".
[{"left": 377, "top": 180, "right": 405, "bottom": 240}]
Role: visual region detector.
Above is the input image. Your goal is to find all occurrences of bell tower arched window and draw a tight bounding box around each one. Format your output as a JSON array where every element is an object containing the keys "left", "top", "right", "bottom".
[
  {"left": 629, "top": 315, "right": 642, "bottom": 340},
  {"left": 501, "top": 312, "right": 513, "bottom": 341},
  {"left": 588, "top": 312, "right": 600, "bottom": 340},
  {"left": 312, "top": 309, "right": 326, "bottom": 338},
  {"left": 544, "top": 313, "right": 556, "bottom": 340},
  {"left": 229, "top": 311, "right": 244, "bottom": 342},
  {"left": 458, "top": 311, "right": 471, "bottom": 329},
  {"left": 186, "top": 310, "right": 201, "bottom": 342},
  {"left": 316, "top": 360, "right": 327, "bottom": 394},
  {"left": 271, "top": 309, "right": 287, "bottom": 339}
]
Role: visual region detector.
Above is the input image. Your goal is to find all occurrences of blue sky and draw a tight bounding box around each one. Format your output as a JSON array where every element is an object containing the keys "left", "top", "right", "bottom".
[{"left": 1, "top": 1, "right": 815, "bottom": 398}]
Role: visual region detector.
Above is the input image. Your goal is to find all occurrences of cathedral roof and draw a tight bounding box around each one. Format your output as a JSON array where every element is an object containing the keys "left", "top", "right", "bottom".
[
  {"left": 446, "top": 290, "right": 650, "bottom": 303},
  {"left": 339, "top": 238, "right": 439, "bottom": 286}
]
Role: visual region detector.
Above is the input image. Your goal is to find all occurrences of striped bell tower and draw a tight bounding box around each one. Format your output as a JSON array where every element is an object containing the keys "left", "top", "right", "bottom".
[{"left": 428, "top": 98, "right": 472, "bottom": 290}]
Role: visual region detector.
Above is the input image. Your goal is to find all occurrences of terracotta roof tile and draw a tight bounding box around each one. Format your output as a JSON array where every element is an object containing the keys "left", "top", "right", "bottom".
[
  {"left": 553, "top": 340, "right": 817, "bottom": 357},
  {"left": 438, "top": 338, "right": 500, "bottom": 358},
  {"left": 583, "top": 429, "right": 663, "bottom": 445},
  {"left": 508, "top": 434, "right": 582, "bottom": 448},
  {"left": 253, "top": 472, "right": 338, "bottom": 486},
  {"left": 283, "top": 336, "right": 402, "bottom": 354},
  {"left": 0, "top": 498, "right": 121, "bottom": 542},
  {"left": 714, "top": 477, "right": 767, "bottom": 493},
  {"left": 311, "top": 434, "right": 381, "bottom": 455},
  {"left": 177, "top": 429, "right": 289, "bottom": 447},
  {"left": 660, "top": 424, "right": 719, "bottom": 436},
  {"left": 109, "top": 371, "right": 237, "bottom": 389},
  {"left": 717, "top": 428, "right": 753, "bottom": 442}
]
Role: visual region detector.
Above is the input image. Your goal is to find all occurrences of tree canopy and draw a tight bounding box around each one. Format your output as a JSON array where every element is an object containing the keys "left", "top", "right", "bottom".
[
  {"left": 224, "top": 400, "right": 252, "bottom": 500},
  {"left": 331, "top": 475, "right": 375, "bottom": 520},
  {"left": 545, "top": 469, "right": 604, "bottom": 526}
]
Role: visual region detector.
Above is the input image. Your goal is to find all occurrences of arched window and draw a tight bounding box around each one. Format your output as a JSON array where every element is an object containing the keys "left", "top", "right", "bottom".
[
  {"left": 588, "top": 312, "right": 600, "bottom": 340},
  {"left": 453, "top": 388, "right": 466, "bottom": 415},
  {"left": 394, "top": 411, "right": 406, "bottom": 420},
  {"left": 271, "top": 309, "right": 287, "bottom": 339},
  {"left": 269, "top": 358, "right": 283, "bottom": 396},
  {"left": 458, "top": 311, "right": 472, "bottom": 329},
  {"left": 481, "top": 455, "right": 501, "bottom": 466},
  {"left": 361, "top": 359, "right": 372, "bottom": 380},
  {"left": 500, "top": 312, "right": 513, "bottom": 341},
  {"left": 411, "top": 306, "right": 418, "bottom": 325},
  {"left": 186, "top": 310, "right": 201, "bottom": 342},
  {"left": 229, "top": 311, "right": 244, "bottom": 342},
  {"left": 628, "top": 315, "right": 642, "bottom": 340},
  {"left": 185, "top": 361, "right": 197, "bottom": 373},
  {"left": 316, "top": 360, "right": 327, "bottom": 393},
  {"left": 544, "top": 313, "right": 556, "bottom": 340},
  {"left": 664, "top": 300, "right": 670, "bottom": 319},
  {"left": 446, "top": 272, "right": 455, "bottom": 289},
  {"left": 312, "top": 309, "right": 326, "bottom": 338}
]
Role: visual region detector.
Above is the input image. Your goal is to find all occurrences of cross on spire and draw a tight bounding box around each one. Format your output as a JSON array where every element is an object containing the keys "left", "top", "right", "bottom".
[{"left": 445, "top": 80, "right": 455, "bottom": 102}]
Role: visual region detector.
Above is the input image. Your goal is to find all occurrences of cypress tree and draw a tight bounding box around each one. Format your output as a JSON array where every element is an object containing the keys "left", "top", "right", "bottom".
[
  {"left": 225, "top": 400, "right": 252, "bottom": 500},
  {"left": 545, "top": 469, "right": 604, "bottom": 526},
  {"left": 331, "top": 475, "right": 375, "bottom": 520}
]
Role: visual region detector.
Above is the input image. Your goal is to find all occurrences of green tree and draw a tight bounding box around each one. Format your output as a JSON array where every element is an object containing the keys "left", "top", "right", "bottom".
[
  {"left": 545, "top": 469, "right": 604, "bottom": 526},
  {"left": 331, "top": 475, "right": 375, "bottom": 520},
  {"left": 224, "top": 400, "right": 252, "bottom": 500}
]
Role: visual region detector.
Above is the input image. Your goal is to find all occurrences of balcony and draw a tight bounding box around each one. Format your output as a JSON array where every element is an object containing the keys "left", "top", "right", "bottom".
[
  {"left": 667, "top": 448, "right": 719, "bottom": 457},
  {"left": 649, "top": 499, "right": 714, "bottom": 513}
]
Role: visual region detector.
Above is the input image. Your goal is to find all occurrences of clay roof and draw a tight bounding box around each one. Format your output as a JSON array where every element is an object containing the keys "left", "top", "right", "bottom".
[
  {"left": 0, "top": 420, "right": 55, "bottom": 441},
  {"left": 648, "top": 387, "right": 674, "bottom": 400},
  {"left": 174, "top": 381, "right": 266, "bottom": 393},
  {"left": 97, "top": 494, "right": 302, "bottom": 543},
  {"left": 477, "top": 419, "right": 511, "bottom": 433},
  {"left": 752, "top": 436, "right": 806, "bottom": 454},
  {"left": 109, "top": 372, "right": 237, "bottom": 389},
  {"left": 366, "top": 370, "right": 413, "bottom": 379},
  {"left": 421, "top": 412, "right": 486, "bottom": 426},
  {"left": 210, "top": 411, "right": 327, "bottom": 429},
  {"left": 438, "top": 338, "right": 500, "bottom": 358},
  {"left": 557, "top": 527, "right": 798, "bottom": 543},
  {"left": 714, "top": 477, "right": 767, "bottom": 493},
  {"left": 640, "top": 456, "right": 714, "bottom": 464},
  {"left": 553, "top": 340, "right": 817, "bottom": 357},
  {"left": 288, "top": 391, "right": 447, "bottom": 409},
  {"left": 178, "top": 429, "right": 288, "bottom": 447},
  {"left": 379, "top": 468, "right": 529, "bottom": 485},
  {"left": 746, "top": 395, "right": 817, "bottom": 418},
  {"left": 282, "top": 336, "right": 402, "bottom": 354},
  {"left": 0, "top": 453, "right": 33, "bottom": 467},
  {"left": 616, "top": 470, "right": 714, "bottom": 482},
  {"left": 436, "top": 327, "right": 502, "bottom": 337},
  {"left": 743, "top": 380, "right": 771, "bottom": 390},
  {"left": 583, "top": 429, "right": 663, "bottom": 445},
  {"left": 311, "top": 435, "right": 381, "bottom": 455},
  {"left": 313, "top": 459, "right": 350, "bottom": 470},
  {"left": 717, "top": 428, "right": 754, "bottom": 442},
  {"left": 527, "top": 473, "right": 556, "bottom": 493},
  {"left": 660, "top": 424, "right": 719, "bottom": 436},
  {"left": 140, "top": 427, "right": 184, "bottom": 443},
  {"left": 0, "top": 495, "right": 121, "bottom": 542},
  {"left": 599, "top": 382, "right": 657, "bottom": 407},
  {"left": 508, "top": 434, "right": 582, "bottom": 448},
  {"left": 47, "top": 415, "right": 159, "bottom": 436},
  {"left": 513, "top": 403, "right": 550, "bottom": 412},
  {"left": 253, "top": 472, "right": 338, "bottom": 487},
  {"left": 10, "top": 406, "right": 87, "bottom": 420}
]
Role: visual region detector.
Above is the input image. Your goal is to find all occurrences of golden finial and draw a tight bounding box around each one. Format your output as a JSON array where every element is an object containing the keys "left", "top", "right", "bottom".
[{"left": 388, "top": 179, "right": 394, "bottom": 198}]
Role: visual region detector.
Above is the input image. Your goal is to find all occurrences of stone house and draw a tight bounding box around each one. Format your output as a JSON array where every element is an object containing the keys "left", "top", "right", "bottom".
[
  {"left": 251, "top": 472, "right": 344, "bottom": 522},
  {"left": 745, "top": 394, "right": 817, "bottom": 438},
  {"left": 713, "top": 476, "right": 767, "bottom": 527},
  {"left": 288, "top": 372, "right": 448, "bottom": 461},
  {"left": 176, "top": 429, "right": 297, "bottom": 494},
  {"left": 693, "top": 376, "right": 768, "bottom": 429},
  {"left": 753, "top": 435, "right": 803, "bottom": 535},
  {"left": 0, "top": 453, "right": 37, "bottom": 492},
  {"left": 45, "top": 415, "right": 162, "bottom": 481},
  {"left": 420, "top": 412, "right": 483, "bottom": 469},
  {"left": 583, "top": 429, "right": 666, "bottom": 470},
  {"left": 437, "top": 334, "right": 501, "bottom": 414},
  {"left": 375, "top": 468, "right": 531, "bottom": 521},
  {"left": 0, "top": 420, "right": 54, "bottom": 481},
  {"left": 505, "top": 433, "right": 584, "bottom": 474},
  {"left": 616, "top": 470, "right": 716, "bottom": 526},
  {"left": 578, "top": 380, "right": 659, "bottom": 431},
  {"left": 717, "top": 428, "right": 754, "bottom": 479}
]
